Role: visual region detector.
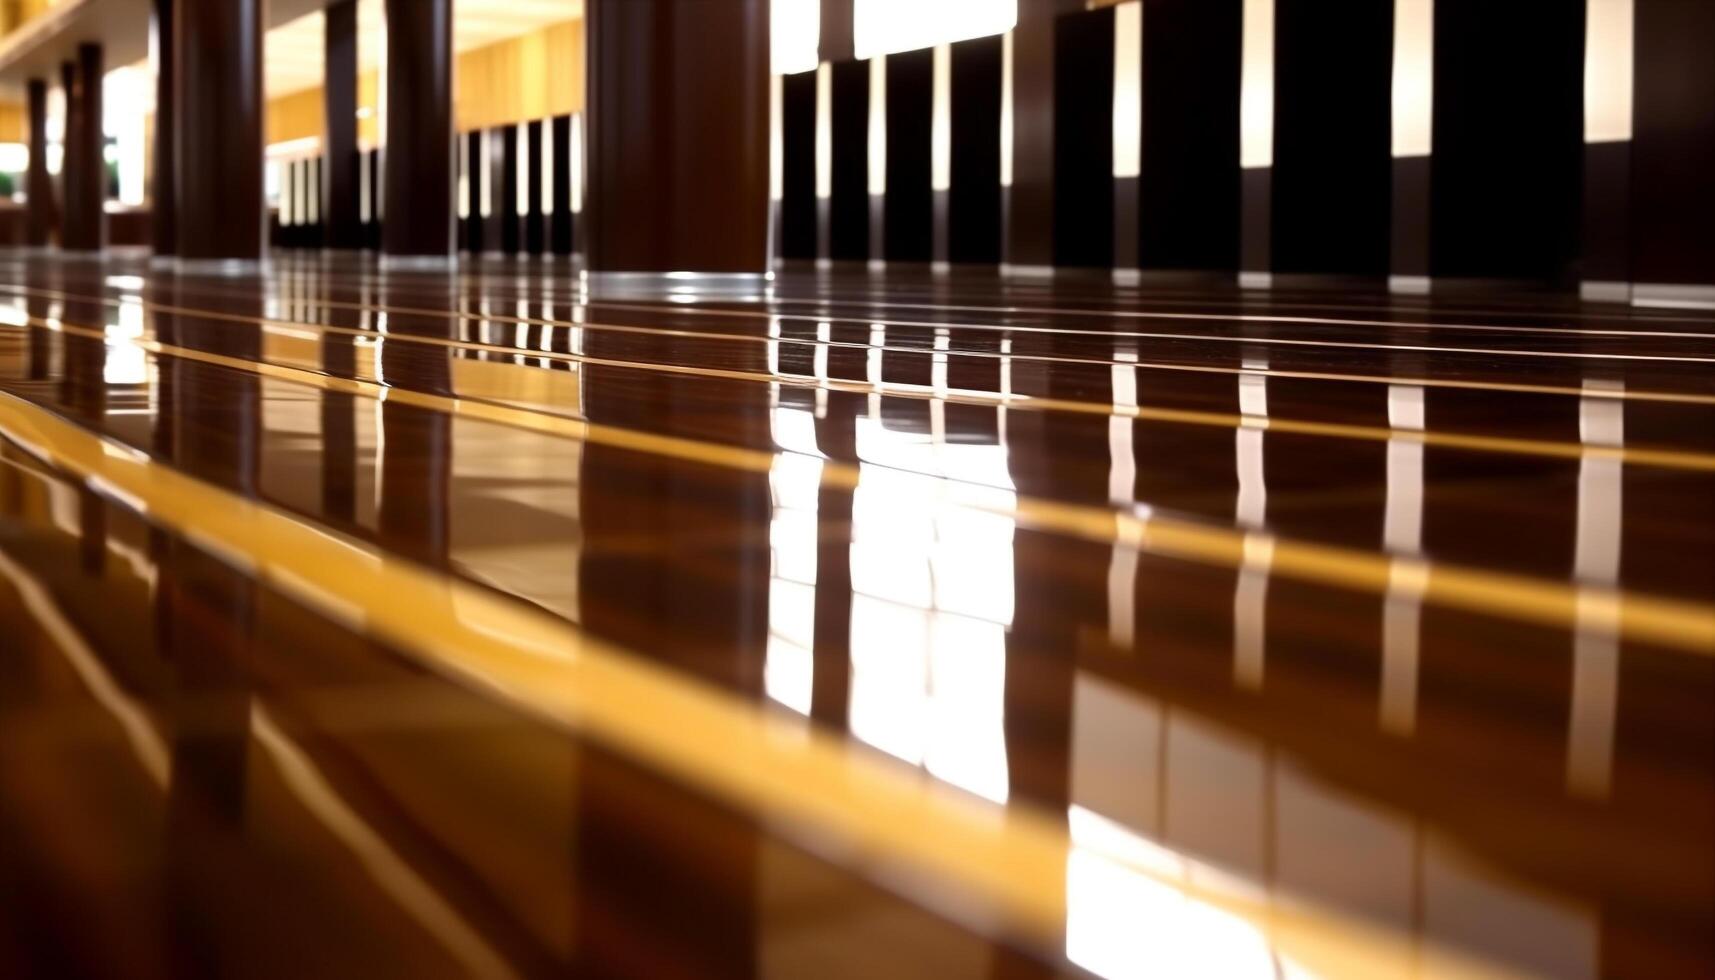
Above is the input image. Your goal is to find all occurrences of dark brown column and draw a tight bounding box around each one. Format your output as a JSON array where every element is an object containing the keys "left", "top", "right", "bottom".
[
  {"left": 63, "top": 45, "right": 106, "bottom": 251},
  {"left": 25, "top": 79, "right": 55, "bottom": 247},
  {"left": 151, "top": 281, "right": 262, "bottom": 976},
  {"left": 324, "top": 0, "right": 361, "bottom": 249},
  {"left": 176, "top": 0, "right": 263, "bottom": 261},
  {"left": 152, "top": 0, "right": 177, "bottom": 255},
  {"left": 382, "top": 0, "right": 453, "bottom": 258},
  {"left": 586, "top": 0, "right": 770, "bottom": 273},
  {"left": 59, "top": 62, "right": 78, "bottom": 247},
  {"left": 1006, "top": 0, "right": 1084, "bottom": 268}
]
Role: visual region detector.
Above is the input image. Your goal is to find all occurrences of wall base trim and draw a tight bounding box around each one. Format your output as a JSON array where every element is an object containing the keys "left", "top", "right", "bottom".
[
  {"left": 1632, "top": 283, "right": 1715, "bottom": 310},
  {"left": 1388, "top": 275, "right": 1431, "bottom": 295},
  {"left": 1579, "top": 280, "right": 1631, "bottom": 303}
]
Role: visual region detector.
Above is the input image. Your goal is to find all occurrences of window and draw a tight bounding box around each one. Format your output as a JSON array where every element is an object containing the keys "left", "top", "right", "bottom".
[{"left": 853, "top": 0, "right": 1016, "bottom": 60}]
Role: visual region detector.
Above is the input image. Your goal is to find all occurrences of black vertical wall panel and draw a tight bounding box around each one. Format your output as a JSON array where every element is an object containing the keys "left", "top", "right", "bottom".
[
  {"left": 1272, "top": 0, "right": 1392, "bottom": 276},
  {"left": 1630, "top": 0, "right": 1715, "bottom": 285},
  {"left": 525, "top": 119, "right": 545, "bottom": 254},
  {"left": 493, "top": 124, "right": 519, "bottom": 254},
  {"left": 1582, "top": 142, "right": 1630, "bottom": 284},
  {"left": 781, "top": 70, "right": 819, "bottom": 260},
  {"left": 1138, "top": 0, "right": 1241, "bottom": 271},
  {"left": 949, "top": 35, "right": 1004, "bottom": 264},
  {"left": 829, "top": 60, "right": 870, "bottom": 261},
  {"left": 551, "top": 114, "right": 574, "bottom": 255},
  {"left": 1430, "top": 0, "right": 1583, "bottom": 284},
  {"left": 1240, "top": 168, "right": 1270, "bottom": 273},
  {"left": 367, "top": 150, "right": 382, "bottom": 248},
  {"left": 457, "top": 139, "right": 469, "bottom": 252},
  {"left": 1391, "top": 156, "right": 1431, "bottom": 279},
  {"left": 1053, "top": 9, "right": 1114, "bottom": 268},
  {"left": 884, "top": 48, "right": 933, "bottom": 263},
  {"left": 465, "top": 130, "right": 485, "bottom": 253}
]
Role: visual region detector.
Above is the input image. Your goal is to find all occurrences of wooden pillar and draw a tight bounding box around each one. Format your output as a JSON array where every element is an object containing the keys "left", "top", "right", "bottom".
[
  {"left": 62, "top": 45, "right": 105, "bottom": 251},
  {"left": 586, "top": 0, "right": 770, "bottom": 273},
  {"left": 25, "top": 79, "right": 55, "bottom": 247},
  {"left": 324, "top": 0, "right": 361, "bottom": 249},
  {"left": 176, "top": 0, "right": 263, "bottom": 261},
  {"left": 382, "top": 0, "right": 454, "bottom": 259}
]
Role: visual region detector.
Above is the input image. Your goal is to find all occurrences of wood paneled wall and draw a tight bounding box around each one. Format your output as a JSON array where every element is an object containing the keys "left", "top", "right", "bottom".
[
  {"left": 456, "top": 18, "right": 583, "bottom": 132},
  {"left": 267, "top": 87, "right": 324, "bottom": 146},
  {"left": 265, "top": 18, "right": 582, "bottom": 148},
  {"left": 0, "top": 0, "right": 57, "bottom": 38},
  {"left": 0, "top": 101, "right": 23, "bottom": 143}
]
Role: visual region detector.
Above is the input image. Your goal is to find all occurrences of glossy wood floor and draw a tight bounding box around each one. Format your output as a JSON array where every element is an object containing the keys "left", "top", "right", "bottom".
[{"left": 0, "top": 249, "right": 1711, "bottom": 978}]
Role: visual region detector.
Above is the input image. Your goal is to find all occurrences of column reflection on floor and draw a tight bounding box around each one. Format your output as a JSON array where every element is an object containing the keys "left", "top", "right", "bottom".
[
  {"left": 151, "top": 281, "right": 253, "bottom": 974},
  {"left": 574, "top": 291, "right": 771, "bottom": 976}
]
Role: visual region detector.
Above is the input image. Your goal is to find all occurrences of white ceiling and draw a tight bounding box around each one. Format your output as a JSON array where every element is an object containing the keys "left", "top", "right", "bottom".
[{"left": 266, "top": 0, "right": 583, "bottom": 98}]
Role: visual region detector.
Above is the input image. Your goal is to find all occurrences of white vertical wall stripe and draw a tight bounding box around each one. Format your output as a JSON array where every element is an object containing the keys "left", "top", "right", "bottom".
[
  {"left": 770, "top": 74, "right": 786, "bottom": 202},
  {"left": 1392, "top": 0, "right": 1434, "bottom": 158},
  {"left": 515, "top": 122, "right": 530, "bottom": 217},
  {"left": 1584, "top": 0, "right": 1634, "bottom": 143},
  {"left": 868, "top": 55, "right": 888, "bottom": 196},
  {"left": 542, "top": 121, "right": 556, "bottom": 214},
  {"left": 1112, "top": 2, "right": 1142, "bottom": 179},
  {"left": 478, "top": 131, "right": 492, "bottom": 218},
  {"left": 1240, "top": 0, "right": 1274, "bottom": 170},
  {"left": 456, "top": 135, "right": 470, "bottom": 219},
  {"left": 815, "top": 63, "right": 833, "bottom": 200},
  {"left": 932, "top": 44, "right": 953, "bottom": 192},
  {"left": 1000, "top": 31, "right": 1014, "bottom": 188},
  {"left": 570, "top": 115, "right": 585, "bottom": 215}
]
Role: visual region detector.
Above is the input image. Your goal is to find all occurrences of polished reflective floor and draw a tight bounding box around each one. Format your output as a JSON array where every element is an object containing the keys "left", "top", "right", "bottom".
[{"left": 0, "top": 249, "right": 1711, "bottom": 978}]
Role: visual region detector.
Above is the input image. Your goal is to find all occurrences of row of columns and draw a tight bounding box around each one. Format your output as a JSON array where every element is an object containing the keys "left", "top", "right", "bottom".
[
  {"left": 20, "top": 0, "right": 773, "bottom": 273},
  {"left": 23, "top": 45, "right": 103, "bottom": 250}
]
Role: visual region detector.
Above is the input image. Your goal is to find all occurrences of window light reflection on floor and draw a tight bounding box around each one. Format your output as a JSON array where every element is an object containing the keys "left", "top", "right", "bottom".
[
  {"left": 1066, "top": 671, "right": 1598, "bottom": 979},
  {"left": 847, "top": 411, "right": 1014, "bottom": 804},
  {"left": 765, "top": 429, "right": 822, "bottom": 717},
  {"left": 764, "top": 395, "right": 1016, "bottom": 805},
  {"left": 103, "top": 301, "right": 148, "bottom": 386}
]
